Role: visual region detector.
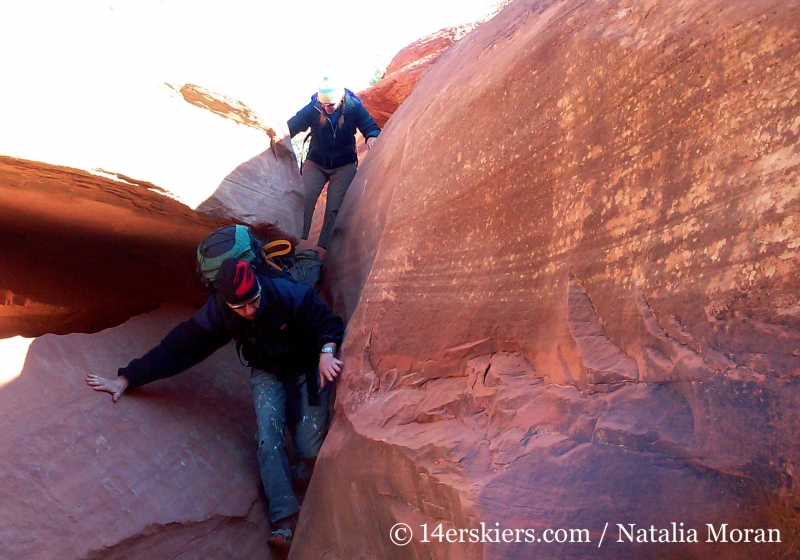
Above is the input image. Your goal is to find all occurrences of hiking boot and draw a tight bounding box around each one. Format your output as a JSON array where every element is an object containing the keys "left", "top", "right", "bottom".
[{"left": 268, "top": 515, "right": 298, "bottom": 549}]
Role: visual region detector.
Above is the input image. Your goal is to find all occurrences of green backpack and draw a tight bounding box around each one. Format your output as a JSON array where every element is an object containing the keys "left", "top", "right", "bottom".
[{"left": 196, "top": 225, "right": 292, "bottom": 289}]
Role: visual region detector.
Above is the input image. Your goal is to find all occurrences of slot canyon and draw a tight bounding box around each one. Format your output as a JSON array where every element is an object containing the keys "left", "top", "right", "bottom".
[{"left": 1, "top": 1, "right": 798, "bottom": 559}]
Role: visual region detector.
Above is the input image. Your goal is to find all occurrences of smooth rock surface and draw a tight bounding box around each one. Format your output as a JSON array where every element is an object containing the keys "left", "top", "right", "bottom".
[
  {"left": 198, "top": 142, "right": 304, "bottom": 244},
  {"left": 0, "top": 306, "right": 274, "bottom": 560},
  {"left": 175, "top": 84, "right": 304, "bottom": 242},
  {"left": 301, "top": 0, "right": 800, "bottom": 558},
  {"left": 299, "top": 26, "right": 472, "bottom": 251},
  {"left": 0, "top": 80, "right": 306, "bottom": 336}
]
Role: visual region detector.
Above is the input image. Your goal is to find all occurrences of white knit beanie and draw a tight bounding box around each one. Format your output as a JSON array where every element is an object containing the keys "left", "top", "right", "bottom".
[{"left": 317, "top": 76, "right": 344, "bottom": 104}]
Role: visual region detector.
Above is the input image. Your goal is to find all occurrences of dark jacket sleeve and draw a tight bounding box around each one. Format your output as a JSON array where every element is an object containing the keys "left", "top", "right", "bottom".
[
  {"left": 118, "top": 296, "right": 232, "bottom": 388},
  {"left": 288, "top": 103, "right": 316, "bottom": 138},
  {"left": 277, "top": 279, "right": 344, "bottom": 350},
  {"left": 355, "top": 103, "right": 380, "bottom": 140}
]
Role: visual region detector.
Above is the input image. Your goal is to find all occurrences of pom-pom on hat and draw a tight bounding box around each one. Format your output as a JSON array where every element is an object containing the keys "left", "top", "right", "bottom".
[
  {"left": 216, "top": 258, "right": 260, "bottom": 306},
  {"left": 317, "top": 76, "right": 344, "bottom": 104}
]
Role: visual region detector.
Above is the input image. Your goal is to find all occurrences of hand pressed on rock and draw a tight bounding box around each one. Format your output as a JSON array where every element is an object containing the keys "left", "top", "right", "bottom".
[
  {"left": 86, "top": 374, "right": 129, "bottom": 402},
  {"left": 319, "top": 353, "right": 343, "bottom": 389}
]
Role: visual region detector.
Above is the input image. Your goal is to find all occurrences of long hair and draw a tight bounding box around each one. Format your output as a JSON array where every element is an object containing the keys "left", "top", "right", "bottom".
[{"left": 318, "top": 92, "right": 346, "bottom": 127}]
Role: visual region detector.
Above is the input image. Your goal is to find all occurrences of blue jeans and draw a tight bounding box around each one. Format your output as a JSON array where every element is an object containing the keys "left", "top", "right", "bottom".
[{"left": 250, "top": 367, "right": 330, "bottom": 522}]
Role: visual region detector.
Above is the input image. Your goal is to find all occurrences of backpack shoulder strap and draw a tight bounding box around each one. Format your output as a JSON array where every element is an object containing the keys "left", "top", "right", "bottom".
[{"left": 261, "top": 239, "right": 293, "bottom": 271}]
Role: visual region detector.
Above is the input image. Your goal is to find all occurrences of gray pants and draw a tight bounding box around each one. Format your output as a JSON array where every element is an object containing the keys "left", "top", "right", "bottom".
[
  {"left": 301, "top": 159, "right": 358, "bottom": 249},
  {"left": 250, "top": 367, "right": 331, "bottom": 523}
]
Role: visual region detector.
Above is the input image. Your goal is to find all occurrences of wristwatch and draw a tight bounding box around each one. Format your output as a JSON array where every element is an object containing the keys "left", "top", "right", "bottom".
[{"left": 320, "top": 346, "right": 335, "bottom": 354}]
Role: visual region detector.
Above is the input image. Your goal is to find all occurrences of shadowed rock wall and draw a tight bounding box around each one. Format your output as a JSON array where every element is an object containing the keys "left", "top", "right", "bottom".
[
  {"left": 0, "top": 157, "right": 227, "bottom": 338},
  {"left": 300, "top": 0, "right": 800, "bottom": 558},
  {"left": 0, "top": 78, "right": 305, "bottom": 338},
  {"left": 0, "top": 82, "right": 299, "bottom": 560},
  {"left": 0, "top": 308, "right": 273, "bottom": 560}
]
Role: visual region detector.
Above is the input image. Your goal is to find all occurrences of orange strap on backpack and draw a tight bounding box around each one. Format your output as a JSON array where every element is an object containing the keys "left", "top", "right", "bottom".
[{"left": 261, "top": 239, "right": 292, "bottom": 271}]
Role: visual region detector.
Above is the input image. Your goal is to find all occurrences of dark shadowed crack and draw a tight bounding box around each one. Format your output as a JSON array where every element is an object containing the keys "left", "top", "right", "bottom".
[{"left": 81, "top": 507, "right": 273, "bottom": 560}]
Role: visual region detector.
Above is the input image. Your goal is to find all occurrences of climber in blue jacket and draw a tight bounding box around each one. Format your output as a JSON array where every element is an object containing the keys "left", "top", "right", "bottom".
[
  {"left": 288, "top": 76, "right": 381, "bottom": 254},
  {"left": 87, "top": 258, "right": 345, "bottom": 549}
]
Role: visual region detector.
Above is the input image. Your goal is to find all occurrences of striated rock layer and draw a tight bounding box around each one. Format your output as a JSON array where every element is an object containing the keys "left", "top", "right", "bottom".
[
  {"left": 301, "top": 0, "right": 800, "bottom": 558},
  {"left": 0, "top": 84, "right": 304, "bottom": 337},
  {"left": 0, "top": 156, "right": 227, "bottom": 338}
]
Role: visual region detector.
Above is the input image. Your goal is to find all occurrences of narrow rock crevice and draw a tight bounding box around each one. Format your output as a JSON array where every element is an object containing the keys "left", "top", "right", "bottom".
[{"left": 567, "top": 277, "right": 639, "bottom": 389}]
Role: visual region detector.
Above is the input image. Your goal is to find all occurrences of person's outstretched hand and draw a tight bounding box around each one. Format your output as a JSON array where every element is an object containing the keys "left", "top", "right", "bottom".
[
  {"left": 366, "top": 137, "right": 376, "bottom": 151},
  {"left": 86, "top": 374, "right": 129, "bottom": 402},
  {"left": 319, "top": 353, "right": 343, "bottom": 389}
]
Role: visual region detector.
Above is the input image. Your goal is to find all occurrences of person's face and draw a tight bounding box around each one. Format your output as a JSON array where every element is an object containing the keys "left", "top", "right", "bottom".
[
  {"left": 320, "top": 100, "right": 339, "bottom": 114},
  {"left": 227, "top": 289, "right": 261, "bottom": 320}
]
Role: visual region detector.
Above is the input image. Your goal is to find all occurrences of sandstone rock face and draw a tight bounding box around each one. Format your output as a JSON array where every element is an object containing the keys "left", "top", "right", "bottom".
[
  {"left": 0, "top": 81, "right": 306, "bottom": 337},
  {"left": 300, "top": 27, "right": 474, "bottom": 250},
  {"left": 2, "top": 75, "right": 303, "bottom": 240},
  {"left": 384, "top": 24, "right": 476, "bottom": 77},
  {"left": 0, "top": 307, "right": 274, "bottom": 560},
  {"left": 197, "top": 143, "right": 304, "bottom": 244},
  {"left": 174, "top": 84, "right": 305, "bottom": 243},
  {"left": 0, "top": 156, "right": 227, "bottom": 338},
  {"left": 301, "top": 0, "right": 800, "bottom": 558},
  {"left": 0, "top": 75, "right": 289, "bottom": 213},
  {"left": 359, "top": 25, "right": 476, "bottom": 129}
]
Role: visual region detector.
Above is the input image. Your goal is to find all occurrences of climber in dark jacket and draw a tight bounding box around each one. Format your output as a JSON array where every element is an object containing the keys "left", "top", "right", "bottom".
[
  {"left": 288, "top": 76, "right": 381, "bottom": 253},
  {"left": 87, "top": 258, "right": 345, "bottom": 549}
]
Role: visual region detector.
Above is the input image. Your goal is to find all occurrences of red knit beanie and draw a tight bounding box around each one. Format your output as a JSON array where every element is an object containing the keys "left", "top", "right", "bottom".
[{"left": 216, "top": 258, "right": 260, "bottom": 306}]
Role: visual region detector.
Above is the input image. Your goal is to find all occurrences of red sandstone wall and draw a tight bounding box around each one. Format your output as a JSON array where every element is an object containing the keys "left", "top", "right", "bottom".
[
  {"left": 0, "top": 308, "right": 275, "bottom": 560},
  {"left": 359, "top": 24, "right": 476, "bottom": 129},
  {"left": 301, "top": 25, "right": 473, "bottom": 251},
  {"left": 0, "top": 157, "right": 227, "bottom": 337},
  {"left": 301, "top": 0, "right": 800, "bottom": 558}
]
